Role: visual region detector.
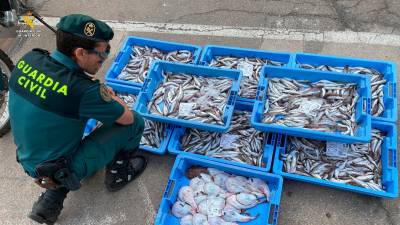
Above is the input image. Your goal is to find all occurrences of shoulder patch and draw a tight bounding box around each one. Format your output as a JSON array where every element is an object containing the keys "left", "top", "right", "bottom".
[{"left": 99, "top": 84, "right": 112, "bottom": 102}]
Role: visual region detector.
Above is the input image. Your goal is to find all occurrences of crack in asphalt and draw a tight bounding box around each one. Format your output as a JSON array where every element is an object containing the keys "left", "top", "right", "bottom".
[
  {"left": 166, "top": 8, "right": 265, "bottom": 24},
  {"left": 379, "top": 200, "right": 397, "bottom": 225},
  {"left": 346, "top": 0, "right": 364, "bottom": 9},
  {"left": 282, "top": 11, "right": 338, "bottom": 20},
  {"left": 328, "top": 0, "right": 351, "bottom": 30}
]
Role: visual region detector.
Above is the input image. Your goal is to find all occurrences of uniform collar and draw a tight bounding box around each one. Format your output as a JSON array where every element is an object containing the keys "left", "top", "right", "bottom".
[{"left": 50, "top": 50, "right": 81, "bottom": 71}]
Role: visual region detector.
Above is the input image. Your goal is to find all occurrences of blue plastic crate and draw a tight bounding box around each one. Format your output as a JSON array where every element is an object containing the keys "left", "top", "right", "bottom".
[
  {"left": 83, "top": 82, "right": 173, "bottom": 155},
  {"left": 105, "top": 36, "right": 202, "bottom": 88},
  {"left": 272, "top": 121, "right": 398, "bottom": 198},
  {"left": 252, "top": 66, "right": 372, "bottom": 143},
  {"left": 168, "top": 101, "right": 276, "bottom": 172},
  {"left": 293, "top": 53, "right": 397, "bottom": 123},
  {"left": 199, "top": 45, "right": 293, "bottom": 104},
  {"left": 134, "top": 61, "right": 242, "bottom": 132},
  {"left": 155, "top": 154, "right": 284, "bottom": 225}
]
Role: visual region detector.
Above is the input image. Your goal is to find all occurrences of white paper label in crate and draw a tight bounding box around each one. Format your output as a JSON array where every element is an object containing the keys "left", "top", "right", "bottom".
[
  {"left": 220, "top": 134, "right": 239, "bottom": 149},
  {"left": 237, "top": 61, "right": 254, "bottom": 78},
  {"left": 208, "top": 206, "right": 223, "bottom": 217},
  {"left": 179, "top": 103, "right": 195, "bottom": 116},
  {"left": 326, "top": 142, "right": 350, "bottom": 158},
  {"left": 298, "top": 99, "right": 323, "bottom": 114}
]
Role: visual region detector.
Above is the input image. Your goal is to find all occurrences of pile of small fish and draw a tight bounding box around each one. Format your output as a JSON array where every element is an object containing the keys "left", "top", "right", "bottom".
[
  {"left": 181, "top": 111, "right": 266, "bottom": 167},
  {"left": 263, "top": 78, "right": 358, "bottom": 135},
  {"left": 117, "top": 93, "right": 167, "bottom": 148},
  {"left": 141, "top": 119, "right": 167, "bottom": 148},
  {"left": 172, "top": 167, "right": 270, "bottom": 224},
  {"left": 208, "top": 56, "right": 284, "bottom": 99},
  {"left": 281, "top": 129, "right": 384, "bottom": 191},
  {"left": 116, "top": 45, "right": 195, "bottom": 83},
  {"left": 116, "top": 93, "right": 137, "bottom": 108},
  {"left": 148, "top": 72, "right": 233, "bottom": 125},
  {"left": 300, "top": 64, "right": 386, "bottom": 117}
]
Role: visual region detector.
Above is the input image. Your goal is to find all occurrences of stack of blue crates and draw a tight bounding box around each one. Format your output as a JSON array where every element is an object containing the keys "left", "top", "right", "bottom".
[
  {"left": 167, "top": 101, "right": 276, "bottom": 172},
  {"left": 267, "top": 52, "right": 398, "bottom": 198},
  {"left": 105, "top": 36, "right": 203, "bottom": 88},
  {"left": 86, "top": 36, "right": 203, "bottom": 154},
  {"left": 155, "top": 155, "right": 283, "bottom": 225},
  {"left": 252, "top": 66, "right": 372, "bottom": 143},
  {"left": 134, "top": 60, "right": 242, "bottom": 132},
  {"left": 199, "top": 45, "right": 293, "bottom": 106},
  {"left": 85, "top": 36, "right": 398, "bottom": 225}
]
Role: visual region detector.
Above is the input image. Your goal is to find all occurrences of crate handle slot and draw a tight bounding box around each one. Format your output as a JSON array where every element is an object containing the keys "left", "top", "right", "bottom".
[
  {"left": 388, "top": 82, "right": 396, "bottom": 98},
  {"left": 256, "top": 85, "right": 266, "bottom": 102},
  {"left": 228, "top": 91, "right": 237, "bottom": 106},
  {"left": 389, "top": 148, "right": 397, "bottom": 168},
  {"left": 266, "top": 133, "right": 273, "bottom": 145},
  {"left": 279, "top": 134, "right": 286, "bottom": 148},
  {"left": 163, "top": 179, "right": 175, "bottom": 199},
  {"left": 362, "top": 98, "right": 369, "bottom": 114},
  {"left": 268, "top": 204, "right": 278, "bottom": 224},
  {"left": 141, "top": 78, "right": 151, "bottom": 92},
  {"left": 115, "top": 51, "right": 123, "bottom": 63}
]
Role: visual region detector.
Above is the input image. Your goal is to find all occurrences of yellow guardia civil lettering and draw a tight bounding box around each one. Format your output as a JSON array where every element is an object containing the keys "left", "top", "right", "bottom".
[{"left": 16, "top": 60, "right": 69, "bottom": 99}]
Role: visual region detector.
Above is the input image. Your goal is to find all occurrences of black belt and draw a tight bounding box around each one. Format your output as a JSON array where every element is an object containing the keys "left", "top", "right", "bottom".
[{"left": 34, "top": 157, "right": 81, "bottom": 191}]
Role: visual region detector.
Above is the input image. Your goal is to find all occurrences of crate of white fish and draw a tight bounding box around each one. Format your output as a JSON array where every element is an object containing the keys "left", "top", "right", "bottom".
[
  {"left": 155, "top": 154, "right": 283, "bottom": 225},
  {"left": 168, "top": 101, "right": 276, "bottom": 172},
  {"left": 293, "top": 53, "right": 397, "bottom": 123},
  {"left": 252, "top": 66, "right": 372, "bottom": 143},
  {"left": 272, "top": 121, "right": 398, "bottom": 198},
  {"left": 199, "top": 45, "right": 292, "bottom": 105},
  {"left": 134, "top": 61, "right": 242, "bottom": 132},
  {"left": 105, "top": 36, "right": 202, "bottom": 88},
  {"left": 83, "top": 82, "right": 173, "bottom": 154}
]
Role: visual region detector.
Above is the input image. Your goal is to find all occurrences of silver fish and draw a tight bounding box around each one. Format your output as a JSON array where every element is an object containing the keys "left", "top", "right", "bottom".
[
  {"left": 117, "top": 45, "right": 194, "bottom": 84},
  {"left": 116, "top": 93, "right": 137, "bottom": 108},
  {"left": 300, "top": 64, "right": 386, "bottom": 117},
  {"left": 281, "top": 129, "right": 384, "bottom": 190},
  {"left": 116, "top": 93, "right": 167, "bottom": 148},
  {"left": 180, "top": 111, "right": 266, "bottom": 166},
  {"left": 263, "top": 78, "right": 358, "bottom": 136},
  {"left": 207, "top": 56, "right": 285, "bottom": 99},
  {"left": 147, "top": 72, "right": 233, "bottom": 125}
]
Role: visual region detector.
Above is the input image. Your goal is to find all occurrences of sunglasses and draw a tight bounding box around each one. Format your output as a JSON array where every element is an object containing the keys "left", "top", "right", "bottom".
[{"left": 86, "top": 48, "right": 110, "bottom": 59}]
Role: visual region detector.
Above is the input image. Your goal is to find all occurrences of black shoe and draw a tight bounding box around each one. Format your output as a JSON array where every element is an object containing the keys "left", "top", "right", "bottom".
[
  {"left": 28, "top": 188, "right": 68, "bottom": 225},
  {"left": 105, "top": 155, "right": 147, "bottom": 192}
]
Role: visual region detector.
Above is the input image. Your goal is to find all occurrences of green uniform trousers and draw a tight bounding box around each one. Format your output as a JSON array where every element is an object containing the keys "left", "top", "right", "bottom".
[{"left": 70, "top": 111, "right": 144, "bottom": 180}]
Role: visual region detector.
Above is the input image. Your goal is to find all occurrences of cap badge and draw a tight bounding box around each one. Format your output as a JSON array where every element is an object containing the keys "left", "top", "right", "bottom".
[{"left": 84, "top": 22, "right": 96, "bottom": 37}]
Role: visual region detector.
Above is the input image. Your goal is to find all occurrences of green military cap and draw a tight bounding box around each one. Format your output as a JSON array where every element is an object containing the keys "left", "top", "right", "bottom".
[{"left": 57, "top": 14, "right": 114, "bottom": 41}]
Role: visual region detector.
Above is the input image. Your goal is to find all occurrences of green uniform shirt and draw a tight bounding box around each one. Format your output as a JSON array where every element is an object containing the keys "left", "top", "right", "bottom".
[{"left": 8, "top": 49, "right": 124, "bottom": 177}]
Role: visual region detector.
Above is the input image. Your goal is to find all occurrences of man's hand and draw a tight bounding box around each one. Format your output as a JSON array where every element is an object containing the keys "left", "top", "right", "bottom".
[
  {"left": 106, "top": 85, "right": 134, "bottom": 125},
  {"left": 106, "top": 86, "right": 115, "bottom": 96}
]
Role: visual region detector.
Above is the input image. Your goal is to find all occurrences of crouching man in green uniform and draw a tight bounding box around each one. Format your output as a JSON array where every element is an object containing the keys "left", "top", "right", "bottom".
[{"left": 8, "top": 14, "right": 147, "bottom": 225}]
